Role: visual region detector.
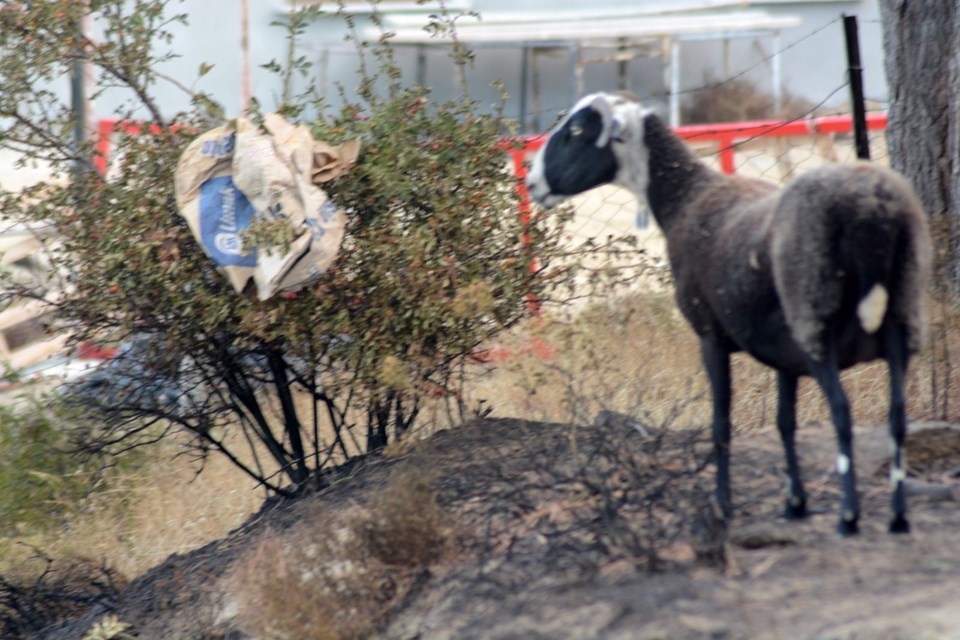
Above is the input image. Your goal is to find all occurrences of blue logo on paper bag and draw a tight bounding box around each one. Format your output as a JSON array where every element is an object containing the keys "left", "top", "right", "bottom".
[
  {"left": 198, "top": 175, "right": 256, "bottom": 267},
  {"left": 201, "top": 133, "right": 235, "bottom": 158}
]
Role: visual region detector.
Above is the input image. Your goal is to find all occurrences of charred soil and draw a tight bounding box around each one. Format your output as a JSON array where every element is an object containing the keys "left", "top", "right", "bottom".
[{"left": 30, "top": 417, "right": 960, "bottom": 640}]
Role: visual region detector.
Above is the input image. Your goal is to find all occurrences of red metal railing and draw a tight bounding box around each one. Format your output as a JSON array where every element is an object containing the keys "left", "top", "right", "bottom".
[
  {"left": 501, "top": 112, "right": 888, "bottom": 180},
  {"left": 93, "top": 119, "right": 181, "bottom": 175},
  {"left": 674, "top": 112, "right": 888, "bottom": 174},
  {"left": 99, "top": 111, "right": 886, "bottom": 181},
  {"left": 92, "top": 113, "right": 886, "bottom": 364}
]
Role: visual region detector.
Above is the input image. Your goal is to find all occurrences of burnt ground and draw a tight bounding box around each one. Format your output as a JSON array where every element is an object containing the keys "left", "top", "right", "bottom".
[{"left": 34, "top": 417, "right": 960, "bottom": 640}]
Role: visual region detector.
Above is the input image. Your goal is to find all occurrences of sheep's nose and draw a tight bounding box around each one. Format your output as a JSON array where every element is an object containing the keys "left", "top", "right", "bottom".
[
  {"left": 525, "top": 180, "right": 560, "bottom": 210},
  {"left": 525, "top": 181, "right": 544, "bottom": 204},
  {"left": 525, "top": 174, "right": 548, "bottom": 204}
]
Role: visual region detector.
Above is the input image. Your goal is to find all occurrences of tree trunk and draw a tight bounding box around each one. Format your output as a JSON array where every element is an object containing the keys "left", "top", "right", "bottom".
[{"left": 879, "top": 0, "right": 960, "bottom": 288}]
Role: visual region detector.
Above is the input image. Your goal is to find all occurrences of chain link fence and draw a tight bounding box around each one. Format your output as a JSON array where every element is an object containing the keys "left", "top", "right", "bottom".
[{"left": 506, "top": 111, "right": 890, "bottom": 304}]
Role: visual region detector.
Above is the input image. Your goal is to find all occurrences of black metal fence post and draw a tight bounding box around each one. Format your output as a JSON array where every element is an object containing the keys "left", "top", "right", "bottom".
[{"left": 843, "top": 14, "right": 871, "bottom": 160}]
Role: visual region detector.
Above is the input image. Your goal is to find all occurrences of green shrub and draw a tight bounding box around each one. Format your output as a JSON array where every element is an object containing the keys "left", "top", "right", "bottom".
[
  {"left": 0, "top": 396, "right": 98, "bottom": 533},
  {"left": 0, "top": 1, "right": 579, "bottom": 494}
]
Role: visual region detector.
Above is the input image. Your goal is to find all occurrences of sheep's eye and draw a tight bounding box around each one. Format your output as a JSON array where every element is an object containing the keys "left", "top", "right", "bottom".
[{"left": 569, "top": 123, "right": 584, "bottom": 137}]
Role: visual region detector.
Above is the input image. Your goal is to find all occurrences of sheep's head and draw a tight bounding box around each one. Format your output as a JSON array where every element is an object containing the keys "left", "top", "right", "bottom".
[{"left": 526, "top": 92, "right": 649, "bottom": 209}]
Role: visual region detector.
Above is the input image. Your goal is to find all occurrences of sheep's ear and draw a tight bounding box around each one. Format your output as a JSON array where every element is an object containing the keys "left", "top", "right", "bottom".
[{"left": 590, "top": 94, "right": 621, "bottom": 148}]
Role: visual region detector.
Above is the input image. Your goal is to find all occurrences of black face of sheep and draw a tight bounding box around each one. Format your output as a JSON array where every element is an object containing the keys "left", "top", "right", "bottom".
[
  {"left": 527, "top": 92, "right": 933, "bottom": 537},
  {"left": 526, "top": 95, "right": 621, "bottom": 209}
]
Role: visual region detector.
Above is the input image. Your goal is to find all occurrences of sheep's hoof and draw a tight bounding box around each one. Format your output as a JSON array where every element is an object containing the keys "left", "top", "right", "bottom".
[
  {"left": 837, "top": 516, "right": 860, "bottom": 537},
  {"left": 889, "top": 515, "right": 911, "bottom": 535},
  {"left": 784, "top": 498, "right": 807, "bottom": 521}
]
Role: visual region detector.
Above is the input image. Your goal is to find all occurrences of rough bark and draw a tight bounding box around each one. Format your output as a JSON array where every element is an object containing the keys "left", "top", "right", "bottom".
[{"left": 879, "top": 0, "right": 960, "bottom": 287}]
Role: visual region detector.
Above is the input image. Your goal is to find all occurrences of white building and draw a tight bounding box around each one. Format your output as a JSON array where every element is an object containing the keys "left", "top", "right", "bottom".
[{"left": 84, "top": 0, "right": 885, "bottom": 131}]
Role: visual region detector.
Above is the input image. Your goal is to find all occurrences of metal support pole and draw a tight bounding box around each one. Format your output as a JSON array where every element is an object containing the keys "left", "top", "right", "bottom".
[
  {"left": 570, "top": 42, "right": 584, "bottom": 100},
  {"left": 843, "top": 14, "right": 870, "bottom": 160},
  {"left": 416, "top": 45, "right": 427, "bottom": 88},
  {"left": 319, "top": 49, "right": 329, "bottom": 97},
  {"left": 617, "top": 37, "right": 628, "bottom": 92},
  {"left": 771, "top": 31, "right": 782, "bottom": 117},
  {"left": 519, "top": 44, "right": 529, "bottom": 133},
  {"left": 241, "top": 0, "right": 251, "bottom": 113},
  {"left": 532, "top": 48, "right": 542, "bottom": 133},
  {"left": 669, "top": 38, "right": 681, "bottom": 127},
  {"left": 71, "top": 16, "right": 87, "bottom": 175}
]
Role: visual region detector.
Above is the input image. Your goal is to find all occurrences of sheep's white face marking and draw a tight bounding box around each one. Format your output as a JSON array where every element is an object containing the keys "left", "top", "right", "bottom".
[{"left": 526, "top": 93, "right": 651, "bottom": 209}]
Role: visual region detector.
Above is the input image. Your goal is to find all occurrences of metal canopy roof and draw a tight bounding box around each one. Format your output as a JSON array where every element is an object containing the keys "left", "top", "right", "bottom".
[
  {"left": 369, "top": 10, "right": 802, "bottom": 46},
  {"left": 344, "top": 6, "right": 803, "bottom": 130}
]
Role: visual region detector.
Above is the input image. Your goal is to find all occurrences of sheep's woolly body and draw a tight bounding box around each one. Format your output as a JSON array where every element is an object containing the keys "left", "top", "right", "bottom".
[
  {"left": 622, "top": 106, "right": 931, "bottom": 371},
  {"left": 771, "top": 162, "right": 930, "bottom": 362}
]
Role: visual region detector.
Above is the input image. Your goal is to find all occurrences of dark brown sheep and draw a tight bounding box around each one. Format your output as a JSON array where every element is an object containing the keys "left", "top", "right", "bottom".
[{"left": 526, "top": 92, "right": 933, "bottom": 536}]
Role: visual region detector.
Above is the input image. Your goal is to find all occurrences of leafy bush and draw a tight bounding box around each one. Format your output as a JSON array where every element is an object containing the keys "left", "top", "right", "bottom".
[
  {"left": 682, "top": 75, "right": 815, "bottom": 124},
  {"left": 0, "top": 1, "right": 576, "bottom": 494},
  {"left": 0, "top": 397, "right": 101, "bottom": 533}
]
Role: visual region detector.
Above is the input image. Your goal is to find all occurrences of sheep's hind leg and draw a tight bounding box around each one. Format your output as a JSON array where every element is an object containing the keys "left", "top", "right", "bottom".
[
  {"left": 701, "top": 339, "right": 733, "bottom": 518},
  {"left": 885, "top": 323, "right": 911, "bottom": 534},
  {"left": 806, "top": 340, "right": 860, "bottom": 536},
  {"left": 776, "top": 371, "right": 808, "bottom": 519}
]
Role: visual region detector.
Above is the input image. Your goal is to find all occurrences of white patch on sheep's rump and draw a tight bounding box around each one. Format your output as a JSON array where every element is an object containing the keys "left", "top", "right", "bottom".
[{"left": 857, "top": 284, "right": 889, "bottom": 334}]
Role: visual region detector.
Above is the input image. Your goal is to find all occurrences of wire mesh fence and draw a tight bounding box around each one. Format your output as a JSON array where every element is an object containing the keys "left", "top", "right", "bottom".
[
  {"left": 505, "top": 110, "right": 890, "bottom": 306},
  {"left": 481, "top": 12, "right": 960, "bottom": 430}
]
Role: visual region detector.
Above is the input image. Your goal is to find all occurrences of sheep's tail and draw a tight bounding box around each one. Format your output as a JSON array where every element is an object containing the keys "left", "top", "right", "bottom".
[
  {"left": 846, "top": 220, "right": 896, "bottom": 335},
  {"left": 844, "top": 174, "right": 930, "bottom": 341},
  {"left": 857, "top": 283, "right": 888, "bottom": 334},
  {"left": 845, "top": 210, "right": 901, "bottom": 336}
]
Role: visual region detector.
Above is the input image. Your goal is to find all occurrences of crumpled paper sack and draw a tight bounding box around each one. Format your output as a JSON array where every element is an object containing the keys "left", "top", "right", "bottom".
[{"left": 174, "top": 113, "right": 361, "bottom": 300}]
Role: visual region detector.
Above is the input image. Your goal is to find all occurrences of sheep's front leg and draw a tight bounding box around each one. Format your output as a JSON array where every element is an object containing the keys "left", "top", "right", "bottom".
[
  {"left": 776, "top": 371, "right": 808, "bottom": 519},
  {"left": 806, "top": 343, "right": 860, "bottom": 536},
  {"left": 701, "top": 339, "right": 733, "bottom": 518}
]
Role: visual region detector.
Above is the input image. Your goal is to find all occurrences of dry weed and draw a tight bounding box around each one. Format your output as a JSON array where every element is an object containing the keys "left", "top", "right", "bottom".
[
  {"left": 0, "top": 436, "right": 265, "bottom": 580},
  {"left": 359, "top": 466, "right": 445, "bottom": 568},
  {"left": 229, "top": 465, "right": 446, "bottom": 640},
  {"left": 0, "top": 552, "right": 127, "bottom": 639},
  {"left": 230, "top": 531, "right": 368, "bottom": 640},
  {"left": 682, "top": 75, "right": 816, "bottom": 124},
  {"left": 468, "top": 291, "right": 960, "bottom": 431}
]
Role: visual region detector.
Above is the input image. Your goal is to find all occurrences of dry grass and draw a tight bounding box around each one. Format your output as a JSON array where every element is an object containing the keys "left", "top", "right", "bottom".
[
  {"left": 228, "top": 465, "right": 446, "bottom": 640},
  {"left": 0, "top": 553, "right": 128, "bottom": 639},
  {"left": 0, "top": 437, "right": 265, "bottom": 580},
  {"left": 467, "top": 291, "right": 960, "bottom": 434},
  {"left": 3, "top": 289, "right": 960, "bottom": 609}
]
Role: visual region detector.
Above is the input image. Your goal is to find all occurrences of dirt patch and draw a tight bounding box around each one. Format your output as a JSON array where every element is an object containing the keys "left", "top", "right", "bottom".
[
  {"left": 34, "top": 418, "right": 960, "bottom": 640},
  {"left": 882, "top": 426, "right": 960, "bottom": 480}
]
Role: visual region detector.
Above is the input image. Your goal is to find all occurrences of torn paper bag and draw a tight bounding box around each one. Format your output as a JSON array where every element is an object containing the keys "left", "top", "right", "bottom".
[{"left": 174, "top": 114, "right": 360, "bottom": 300}]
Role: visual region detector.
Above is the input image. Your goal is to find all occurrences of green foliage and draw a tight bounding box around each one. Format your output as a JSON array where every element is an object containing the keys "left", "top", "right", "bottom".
[
  {"left": 0, "top": 1, "right": 577, "bottom": 494},
  {"left": 298, "top": 89, "right": 536, "bottom": 387},
  {"left": 0, "top": 397, "right": 102, "bottom": 533}
]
